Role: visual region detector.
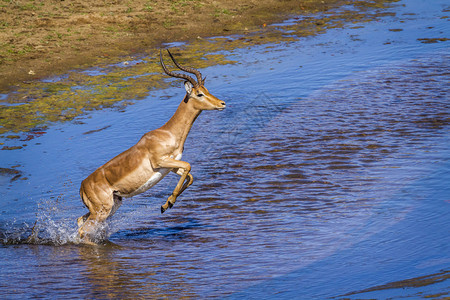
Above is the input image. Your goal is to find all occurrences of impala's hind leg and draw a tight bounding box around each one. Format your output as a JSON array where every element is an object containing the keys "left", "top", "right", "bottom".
[
  {"left": 78, "top": 194, "right": 122, "bottom": 227},
  {"left": 111, "top": 193, "right": 123, "bottom": 216},
  {"left": 78, "top": 205, "right": 114, "bottom": 244},
  {"left": 78, "top": 185, "right": 116, "bottom": 244},
  {"left": 77, "top": 212, "right": 90, "bottom": 228}
]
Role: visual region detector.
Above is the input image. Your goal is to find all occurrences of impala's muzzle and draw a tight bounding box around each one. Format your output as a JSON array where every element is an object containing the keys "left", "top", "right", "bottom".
[{"left": 217, "top": 101, "right": 226, "bottom": 111}]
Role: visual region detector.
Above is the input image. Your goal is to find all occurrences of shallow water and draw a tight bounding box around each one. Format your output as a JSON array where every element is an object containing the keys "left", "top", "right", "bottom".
[{"left": 1, "top": 0, "right": 449, "bottom": 298}]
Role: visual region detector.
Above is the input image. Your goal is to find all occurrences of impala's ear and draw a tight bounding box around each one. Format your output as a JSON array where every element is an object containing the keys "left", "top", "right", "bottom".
[{"left": 184, "top": 81, "right": 193, "bottom": 94}]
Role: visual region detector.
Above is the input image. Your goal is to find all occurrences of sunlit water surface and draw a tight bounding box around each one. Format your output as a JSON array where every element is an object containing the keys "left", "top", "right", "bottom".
[{"left": 1, "top": 0, "right": 449, "bottom": 298}]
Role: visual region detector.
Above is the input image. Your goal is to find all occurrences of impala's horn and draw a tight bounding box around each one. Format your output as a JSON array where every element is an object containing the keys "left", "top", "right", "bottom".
[
  {"left": 161, "top": 49, "right": 205, "bottom": 85},
  {"left": 160, "top": 49, "right": 198, "bottom": 87}
]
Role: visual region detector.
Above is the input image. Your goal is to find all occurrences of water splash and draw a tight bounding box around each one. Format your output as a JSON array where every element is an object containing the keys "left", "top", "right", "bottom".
[{"left": 0, "top": 196, "right": 115, "bottom": 246}]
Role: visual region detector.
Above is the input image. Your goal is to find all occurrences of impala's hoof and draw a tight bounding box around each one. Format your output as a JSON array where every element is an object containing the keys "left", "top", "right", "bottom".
[
  {"left": 161, "top": 206, "right": 166, "bottom": 214},
  {"left": 168, "top": 202, "right": 173, "bottom": 209}
]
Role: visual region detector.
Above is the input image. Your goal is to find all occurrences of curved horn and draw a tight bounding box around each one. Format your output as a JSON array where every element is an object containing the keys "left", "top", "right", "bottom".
[
  {"left": 160, "top": 49, "right": 198, "bottom": 87},
  {"left": 166, "top": 49, "right": 205, "bottom": 85}
]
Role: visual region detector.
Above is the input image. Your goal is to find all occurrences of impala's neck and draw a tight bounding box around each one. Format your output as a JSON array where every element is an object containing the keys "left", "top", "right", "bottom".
[{"left": 161, "top": 94, "right": 201, "bottom": 146}]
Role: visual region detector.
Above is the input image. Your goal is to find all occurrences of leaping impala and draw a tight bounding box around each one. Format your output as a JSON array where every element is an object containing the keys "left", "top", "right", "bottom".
[{"left": 77, "top": 49, "right": 226, "bottom": 242}]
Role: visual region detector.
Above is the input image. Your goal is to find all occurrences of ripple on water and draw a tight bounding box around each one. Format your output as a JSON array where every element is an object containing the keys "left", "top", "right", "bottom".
[
  {"left": 1, "top": 53, "right": 448, "bottom": 299},
  {"left": 161, "top": 52, "right": 449, "bottom": 294}
]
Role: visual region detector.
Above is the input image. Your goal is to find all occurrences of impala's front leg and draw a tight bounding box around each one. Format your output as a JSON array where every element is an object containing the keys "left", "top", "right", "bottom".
[
  {"left": 158, "top": 158, "right": 192, "bottom": 213},
  {"left": 177, "top": 170, "right": 194, "bottom": 196}
]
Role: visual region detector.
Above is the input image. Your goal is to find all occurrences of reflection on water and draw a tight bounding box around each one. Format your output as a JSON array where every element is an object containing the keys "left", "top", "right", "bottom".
[{"left": 1, "top": 0, "right": 449, "bottom": 298}]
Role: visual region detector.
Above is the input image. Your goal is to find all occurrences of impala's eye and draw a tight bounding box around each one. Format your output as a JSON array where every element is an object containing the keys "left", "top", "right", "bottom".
[{"left": 197, "top": 93, "right": 204, "bottom": 97}]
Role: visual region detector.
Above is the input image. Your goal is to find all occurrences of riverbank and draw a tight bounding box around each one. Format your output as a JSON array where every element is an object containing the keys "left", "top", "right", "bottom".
[
  {"left": 0, "top": 0, "right": 400, "bottom": 141},
  {"left": 0, "top": 0, "right": 345, "bottom": 92}
]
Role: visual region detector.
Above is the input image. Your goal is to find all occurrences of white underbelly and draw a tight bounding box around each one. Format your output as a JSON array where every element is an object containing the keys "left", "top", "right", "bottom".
[
  {"left": 120, "top": 168, "right": 171, "bottom": 198},
  {"left": 118, "top": 153, "right": 182, "bottom": 198}
]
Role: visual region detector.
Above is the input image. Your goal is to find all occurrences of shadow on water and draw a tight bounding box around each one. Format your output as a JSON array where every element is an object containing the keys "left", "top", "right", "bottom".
[
  {"left": 341, "top": 270, "right": 450, "bottom": 299},
  {"left": 118, "top": 217, "right": 207, "bottom": 241}
]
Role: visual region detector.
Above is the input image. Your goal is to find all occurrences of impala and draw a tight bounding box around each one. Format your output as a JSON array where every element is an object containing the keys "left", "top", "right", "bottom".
[{"left": 77, "top": 49, "right": 226, "bottom": 242}]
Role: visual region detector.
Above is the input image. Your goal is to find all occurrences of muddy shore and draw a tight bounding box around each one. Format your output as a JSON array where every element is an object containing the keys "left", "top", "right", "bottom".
[
  {"left": 0, "top": 0, "right": 400, "bottom": 143},
  {"left": 0, "top": 0, "right": 348, "bottom": 92}
]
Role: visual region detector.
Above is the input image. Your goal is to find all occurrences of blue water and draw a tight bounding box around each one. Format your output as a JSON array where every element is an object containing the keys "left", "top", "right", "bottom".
[
  {"left": 1, "top": 0, "right": 449, "bottom": 298},
  {"left": 230, "top": 133, "right": 450, "bottom": 298}
]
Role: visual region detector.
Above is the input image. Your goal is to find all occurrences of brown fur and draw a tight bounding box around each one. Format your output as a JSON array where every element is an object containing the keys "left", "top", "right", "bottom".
[{"left": 78, "top": 80, "right": 225, "bottom": 243}]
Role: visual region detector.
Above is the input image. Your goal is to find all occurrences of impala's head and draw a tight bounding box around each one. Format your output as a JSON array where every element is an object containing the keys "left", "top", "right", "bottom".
[{"left": 160, "top": 49, "right": 226, "bottom": 111}]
